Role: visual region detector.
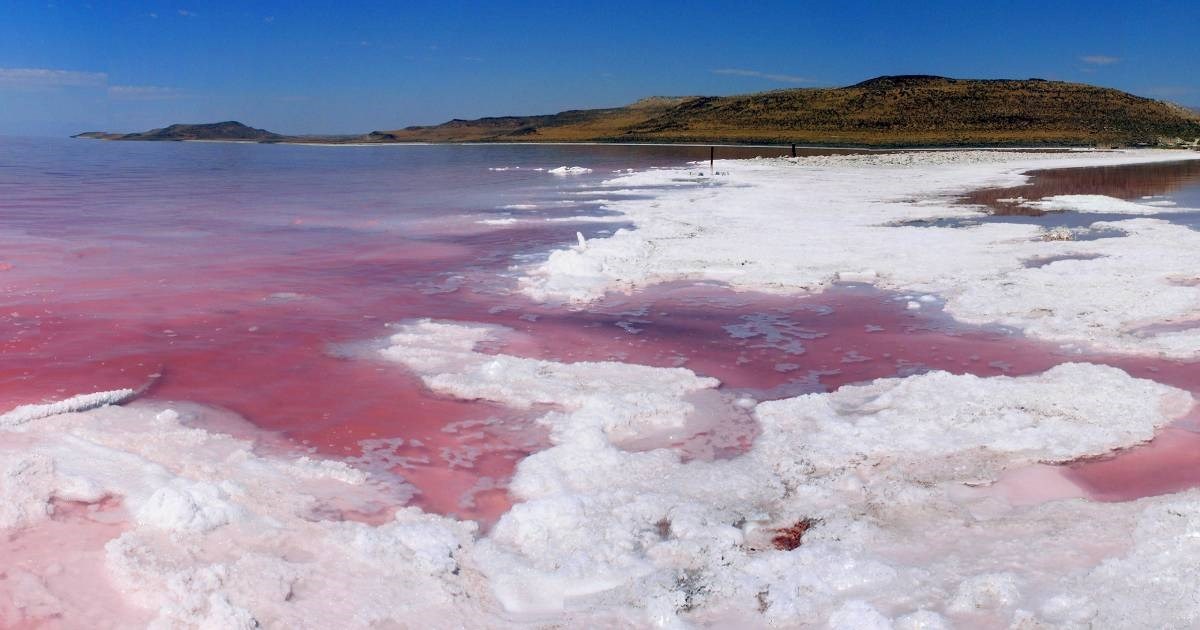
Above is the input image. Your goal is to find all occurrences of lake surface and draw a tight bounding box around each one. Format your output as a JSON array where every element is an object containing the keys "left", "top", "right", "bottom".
[
  {"left": 960, "top": 157, "right": 1200, "bottom": 229},
  {"left": 0, "top": 138, "right": 874, "bottom": 521}
]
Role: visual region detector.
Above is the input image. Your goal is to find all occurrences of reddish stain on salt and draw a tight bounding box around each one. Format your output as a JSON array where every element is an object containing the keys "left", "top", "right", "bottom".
[
  {"left": 1064, "top": 409, "right": 1200, "bottom": 502},
  {"left": 975, "top": 464, "right": 1090, "bottom": 506},
  {"left": 0, "top": 497, "right": 149, "bottom": 628}
]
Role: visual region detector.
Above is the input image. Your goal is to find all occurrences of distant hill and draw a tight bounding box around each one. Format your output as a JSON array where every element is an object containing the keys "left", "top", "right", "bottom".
[
  {"left": 73, "top": 121, "right": 282, "bottom": 142},
  {"left": 364, "top": 96, "right": 698, "bottom": 144},
  {"left": 75, "top": 77, "right": 1200, "bottom": 147},
  {"left": 382, "top": 76, "right": 1200, "bottom": 146}
]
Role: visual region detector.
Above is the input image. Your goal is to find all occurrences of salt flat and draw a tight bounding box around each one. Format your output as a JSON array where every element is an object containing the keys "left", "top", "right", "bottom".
[
  {"left": 6, "top": 149, "right": 1200, "bottom": 628},
  {"left": 525, "top": 149, "right": 1200, "bottom": 357}
]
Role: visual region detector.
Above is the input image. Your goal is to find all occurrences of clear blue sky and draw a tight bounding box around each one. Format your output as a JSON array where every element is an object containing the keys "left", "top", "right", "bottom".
[{"left": 2, "top": 0, "right": 1197, "bottom": 136}]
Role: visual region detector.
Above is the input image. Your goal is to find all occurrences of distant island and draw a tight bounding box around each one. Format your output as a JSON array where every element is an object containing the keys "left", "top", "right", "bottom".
[
  {"left": 74, "top": 120, "right": 282, "bottom": 142},
  {"left": 74, "top": 75, "right": 1200, "bottom": 148}
]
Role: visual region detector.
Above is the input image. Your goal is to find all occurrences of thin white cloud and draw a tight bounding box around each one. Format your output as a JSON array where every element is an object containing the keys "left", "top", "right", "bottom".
[
  {"left": 107, "top": 85, "right": 186, "bottom": 100},
  {"left": 1144, "top": 86, "right": 1197, "bottom": 98},
  {"left": 1080, "top": 55, "right": 1119, "bottom": 66},
  {"left": 178, "top": 9, "right": 197, "bottom": 17},
  {"left": 0, "top": 67, "right": 190, "bottom": 104},
  {"left": 0, "top": 67, "right": 107, "bottom": 88},
  {"left": 712, "top": 68, "right": 812, "bottom": 84}
]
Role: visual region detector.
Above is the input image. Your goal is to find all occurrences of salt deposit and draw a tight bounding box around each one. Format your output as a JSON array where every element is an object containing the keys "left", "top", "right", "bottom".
[
  {"left": 0, "top": 399, "right": 500, "bottom": 627},
  {"left": 372, "top": 318, "right": 1200, "bottom": 627},
  {"left": 0, "top": 389, "right": 136, "bottom": 426},
  {"left": 522, "top": 149, "right": 1200, "bottom": 357},
  {"left": 548, "top": 166, "right": 594, "bottom": 175},
  {"left": 7, "top": 148, "right": 1200, "bottom": 627},
  {"left": 1022, "top": 193, "right": 1197, "bottom": 214},
  {"left": 17, "top": 314, "right": 1199, "bottom": 626}
]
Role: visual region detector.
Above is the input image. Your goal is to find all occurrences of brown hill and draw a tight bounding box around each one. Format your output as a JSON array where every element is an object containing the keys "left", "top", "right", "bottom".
[
  {"left": 73, "top": 121, "right": 281, "bottom": 142},
  {"left": 75, "top": 77, "right": 1200, "bottom": 147},
  {"left": 382, "top": 76, "right": 1200, "bottom": 146}
]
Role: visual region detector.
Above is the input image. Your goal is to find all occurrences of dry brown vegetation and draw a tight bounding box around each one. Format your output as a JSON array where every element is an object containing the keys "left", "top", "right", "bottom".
[
  {"left": 379, "top": 76, "right": 1200, "bottom": 147},
  {"left": 76, "top": 77, "right": 1200, "bottom": 148}
]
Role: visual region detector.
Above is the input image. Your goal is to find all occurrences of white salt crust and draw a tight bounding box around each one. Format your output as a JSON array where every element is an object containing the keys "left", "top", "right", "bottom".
[
  {"left": 3, "top": 319, "right": 1200, "bottom": 627},
  {"left": 7, "top": 150, "right": 1200, "bottom": 627},
  {"left": 1021, "top": 193, "right": 1196, "bottom": 215},
  {"left": 375, "top": 320, "right": 1199, "bottom": 627},
  {"left": 0, "top": 389, "right": 135, "bottom": 426},
  {"left": 0, "top": 400, "right": 500, "bottom": 628},
  {"left": 520, "top": 149, "right": 1200, "bottom": 357}
]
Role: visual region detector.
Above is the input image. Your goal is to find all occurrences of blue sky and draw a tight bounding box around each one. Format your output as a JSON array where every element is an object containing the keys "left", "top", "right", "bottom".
[{"left": 2, "top": 0, "right": 1197, "bottom": 136}]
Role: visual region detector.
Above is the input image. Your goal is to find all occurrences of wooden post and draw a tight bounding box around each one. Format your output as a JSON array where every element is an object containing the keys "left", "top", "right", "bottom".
[
  {"left": 791, "top": 143, "right": 797, "bottom": 157},
  {"left": 710, "top": 146, "right": 714, "bottom": 171}
]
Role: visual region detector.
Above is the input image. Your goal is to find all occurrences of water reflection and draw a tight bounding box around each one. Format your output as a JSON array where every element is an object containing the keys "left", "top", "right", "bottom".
[
  {"left": 964, "top": 158, "right": 1200, "bottom": 214},
  {"left": 897, "top": 158, "right": 1200, "bottom": 232}
]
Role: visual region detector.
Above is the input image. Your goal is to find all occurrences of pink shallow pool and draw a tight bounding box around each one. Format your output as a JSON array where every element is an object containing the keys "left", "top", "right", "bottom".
[
  {"left": 0, "top": 497, "right": 146, "bottom": 627},
  {"left": 2, "top": 138, "right": 1199, "bottom": 530}
]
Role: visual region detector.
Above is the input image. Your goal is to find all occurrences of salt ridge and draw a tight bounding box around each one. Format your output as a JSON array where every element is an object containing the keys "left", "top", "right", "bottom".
[{"left": 0, "top": 389, "right": 136, "bottom": 426}]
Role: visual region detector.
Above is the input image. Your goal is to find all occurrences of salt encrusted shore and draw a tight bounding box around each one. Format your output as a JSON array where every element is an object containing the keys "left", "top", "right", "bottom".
[
  {"left": 6, "top": 149, "right": 1200, "bottom": 628},
  {"left": 523, "top": 149, "right": 1200, "bottom": 358},
  {"left": 6, "top": 322, "right": 1197, "bottom": 627},
  {"left": 378, "top": 319, "right": 1198, "bottom": 628}
]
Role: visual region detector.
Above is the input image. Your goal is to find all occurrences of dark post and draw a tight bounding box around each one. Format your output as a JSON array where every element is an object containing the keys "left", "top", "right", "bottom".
[
  {"left": 791, "top": 143, "right": 797, "bottom": 157},
  {"left": 710, "top": 146, "right": 714, "bottom": 171}
]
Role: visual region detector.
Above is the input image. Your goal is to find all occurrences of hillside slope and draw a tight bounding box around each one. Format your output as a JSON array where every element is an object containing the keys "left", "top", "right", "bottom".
[
  {"left": 75, "top": 77, "right": 1200, "bottom": 147},
  {"left": 383, "top": 76, "right": 1200, "bottom": 146}
]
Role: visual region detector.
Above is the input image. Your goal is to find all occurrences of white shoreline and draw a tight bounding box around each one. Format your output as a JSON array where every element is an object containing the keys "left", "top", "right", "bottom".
[
  {"left": 522, "top": 149, "right": 1200, "bottom": 358},
  {"left": 6, "top": 147, "right": 1200, "bottom": 628},
  {"left": 374, "top": 320, "right": 1200, "bottom": 627}
]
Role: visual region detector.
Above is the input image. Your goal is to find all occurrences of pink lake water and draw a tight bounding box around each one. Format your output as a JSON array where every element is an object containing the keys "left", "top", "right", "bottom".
[{"left": 2, "top": 137, "right": 1199, "bottom": 531}]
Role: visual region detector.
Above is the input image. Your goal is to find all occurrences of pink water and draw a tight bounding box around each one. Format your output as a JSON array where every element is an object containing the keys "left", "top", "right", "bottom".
[
  {"left": 0, "top": 498, "right": 146, "bottom": 628},
  {"left": 2, "top": 138, "right": 1199, "bottom": 532}
]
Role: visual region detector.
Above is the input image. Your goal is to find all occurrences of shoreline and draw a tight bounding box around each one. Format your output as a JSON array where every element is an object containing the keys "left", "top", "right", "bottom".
[
  {"left": 72, "top": 134, "right": 1122, "bottom": 152},
  {"left": 523, "top": 148, "right": 1200, "bottom": 356}
]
